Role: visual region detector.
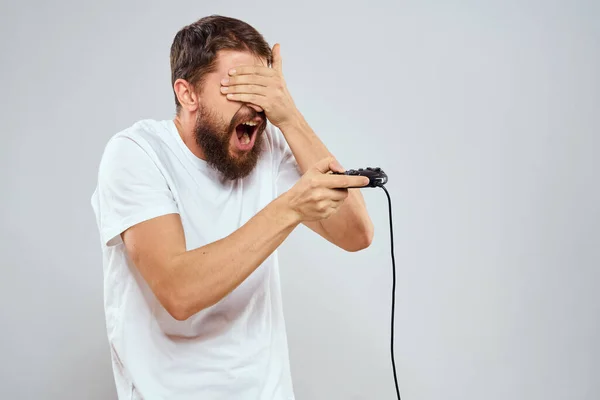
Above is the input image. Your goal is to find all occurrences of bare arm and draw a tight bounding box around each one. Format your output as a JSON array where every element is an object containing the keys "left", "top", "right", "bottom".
[
  {"left": 220, "top": 45, "right": 374, "bottom": 252},
  {"left": 122, "top": 194, "right": 300, "bottom": 321},
  {"left": 121, "top": 161, "right": 366, "bottom": 321},
  {"left": 279, "top": 113, "right": 374, "bottom": 252}
]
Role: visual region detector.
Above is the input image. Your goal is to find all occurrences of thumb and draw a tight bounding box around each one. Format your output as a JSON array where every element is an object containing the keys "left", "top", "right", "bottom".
[
  {"left": 272, "top": 43, "right": 283, "bottom": 72},
  {"left": 329, "top": 159, "right": 345, "bottom": 173},
  {"left": 312, "top": 156, "right": 336, "bottom": 174}
]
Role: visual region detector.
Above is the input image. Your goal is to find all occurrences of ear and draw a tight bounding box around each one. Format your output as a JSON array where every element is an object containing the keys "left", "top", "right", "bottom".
[{"left": 173, "top": 78, "right": 199, "bottom": 112}]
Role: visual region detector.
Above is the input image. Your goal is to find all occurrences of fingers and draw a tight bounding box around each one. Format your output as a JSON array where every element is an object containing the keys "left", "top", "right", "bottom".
[
  {"left": 225, "top": 92, "right": 266, "bottom": 106},
  {"left": 322, "top": 174, "right": 370, "bottom": 189},
  {"left": 309, "top": 157, "right": 367, "bottom": 187},
  {"left": 307, "top": 166, "right": 368, "bottom": 188},
  {"left": 272, "top": 43, "right": 283, "bottom": 72},
  {"left": 327, "top": 188, "right": 349, "bottom": 201},
  {"left": 228, "top": 65, "right": 276, "bottom": 77},
  {"left": 220, "top": 77, "right": 268, "bottom": 111},
  {"left": 328, "top": 159, "right": 345, "bottom": 173},
  {"left": 221, "top": 74, "right": 270, "bottom": 87},
  {"left": 221, "top": 84, "right": 267, "bottom": 96},
  {"left": 312, "top": 156, "right": 337, "bottom": 173},
  {"left": 221, "top": 78, "right": 268, "bottom": 110}
]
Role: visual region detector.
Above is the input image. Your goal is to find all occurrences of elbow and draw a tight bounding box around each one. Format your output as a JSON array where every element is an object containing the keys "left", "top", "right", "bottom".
[
  {"left": 159, "top": 285, "right": 207, "bottom": 322},
  {"left": 154, "top": 258, "right": 213, "bottom": 321},
  {"left": 344, "top": 222, "right": 374, "bottom": 252},
  {"left": 349, "top": 233, "right": 373, "bottom": 252},
  {"left": 166, "top": 303, "right": 193, "bottom": 322},
  {"left": 162, "top": 292, "right": 193, "bottom": 321}
]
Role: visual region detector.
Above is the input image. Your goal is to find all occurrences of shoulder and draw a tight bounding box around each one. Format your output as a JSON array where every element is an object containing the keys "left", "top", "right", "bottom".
[
  {"left": 106, "top": 119, "right": 171, "bottom": 153},
  {"left": 101, "top": 119, "right": 174, "bottom": 159},
  {"left": 98, "top": 119, "right": 172, "bottom": 178}
]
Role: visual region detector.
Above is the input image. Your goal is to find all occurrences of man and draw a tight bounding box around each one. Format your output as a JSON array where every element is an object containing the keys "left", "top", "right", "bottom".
[{"left": 91, "top": 15, "right": 373, "bottom": 400}]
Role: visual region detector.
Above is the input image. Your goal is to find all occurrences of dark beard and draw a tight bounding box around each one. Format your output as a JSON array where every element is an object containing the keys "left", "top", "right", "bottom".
[{"left": 194, "top": 104, "right": 266, "bottom": 180}]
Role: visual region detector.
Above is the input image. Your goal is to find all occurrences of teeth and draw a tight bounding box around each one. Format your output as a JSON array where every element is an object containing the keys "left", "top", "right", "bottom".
[
  {"left": 242, "top": 121, "right": 257, "bottom": 126},
  {"left": 240, "top": 132, "right": 250, "bottom": 145}
]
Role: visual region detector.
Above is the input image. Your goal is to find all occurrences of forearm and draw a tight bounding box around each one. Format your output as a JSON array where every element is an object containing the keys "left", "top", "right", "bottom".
[
  {"left": 279, "top": 113, "right": 373, "bottom": 247},
  {"left": 167, "top": 194, "right": 300, "bottom": 319},
  {"left": 278, "top": 112, "right": 331, "bottom": 173}
]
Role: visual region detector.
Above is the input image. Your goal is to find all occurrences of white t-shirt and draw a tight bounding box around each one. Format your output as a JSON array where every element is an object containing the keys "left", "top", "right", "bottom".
[{"left": 90, "top": 119, "right": 301, "bottom": 400}]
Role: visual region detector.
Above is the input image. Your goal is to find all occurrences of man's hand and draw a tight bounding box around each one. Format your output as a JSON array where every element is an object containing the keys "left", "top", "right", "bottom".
[
  {"left": 220, "top": 43, "right": 298, "bottom": 128},
  {"left": 283, "top": 157, "right": 370, "bottom": 222}
]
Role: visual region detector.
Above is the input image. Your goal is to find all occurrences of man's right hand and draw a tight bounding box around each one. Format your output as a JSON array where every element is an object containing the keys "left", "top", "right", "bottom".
[
  {"left": 121, "top": 156, "right": 368, "bottom": 321},
  {"left": 283, "top": 157, "right": 370, "bottom": 222}
]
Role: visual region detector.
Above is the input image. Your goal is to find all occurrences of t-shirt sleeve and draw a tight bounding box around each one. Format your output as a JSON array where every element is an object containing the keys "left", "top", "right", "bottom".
[
  {"left": 94, "top": 136, "right": 179, "bottom": 246},
  {"left": 271, "top": 125, "right": 302, "bottom": 195}
]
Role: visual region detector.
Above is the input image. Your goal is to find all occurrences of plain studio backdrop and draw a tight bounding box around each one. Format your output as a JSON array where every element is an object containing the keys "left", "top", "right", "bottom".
[{"left": 1, "top": 0, "right": 598, "bottom": 399}]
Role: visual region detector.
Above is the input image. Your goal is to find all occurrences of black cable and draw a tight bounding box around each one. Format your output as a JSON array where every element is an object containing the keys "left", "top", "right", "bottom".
[{"left": 380, "top": 184, "right": 401, "bottom": 400}]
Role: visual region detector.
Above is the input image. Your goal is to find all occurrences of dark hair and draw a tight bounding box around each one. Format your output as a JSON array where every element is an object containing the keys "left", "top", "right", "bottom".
[{"left": 170, "top": 15, "right": 272, "bottom": 113}]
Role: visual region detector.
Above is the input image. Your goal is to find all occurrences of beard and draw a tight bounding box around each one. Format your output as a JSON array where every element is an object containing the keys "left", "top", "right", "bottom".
[{"left": 193, "top": 103, "right": 266, "bottom": 180}]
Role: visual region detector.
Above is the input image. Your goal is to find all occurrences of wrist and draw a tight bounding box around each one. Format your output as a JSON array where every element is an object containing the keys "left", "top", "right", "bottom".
[
  {"left": 270, "top": 192, "right": 303, "bottom": 228},
  {"left": 277, "top": 109, "right": 305, "bottom": 133}
]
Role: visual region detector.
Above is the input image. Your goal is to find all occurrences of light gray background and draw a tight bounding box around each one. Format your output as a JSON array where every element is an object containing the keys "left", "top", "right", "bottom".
[{"left": 1, "top": 0, "right": 598, "bottom": 399}]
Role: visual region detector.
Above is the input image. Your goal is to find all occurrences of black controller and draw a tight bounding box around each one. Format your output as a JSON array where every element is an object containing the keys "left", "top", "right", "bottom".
[{"left": 332, "top": 167, "right": 388, "bottom": 188}]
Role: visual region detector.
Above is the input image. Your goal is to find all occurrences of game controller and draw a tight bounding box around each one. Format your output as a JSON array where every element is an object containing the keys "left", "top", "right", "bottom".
[{"left": 332, "top": 167, "right": 388, "bottom": 188}]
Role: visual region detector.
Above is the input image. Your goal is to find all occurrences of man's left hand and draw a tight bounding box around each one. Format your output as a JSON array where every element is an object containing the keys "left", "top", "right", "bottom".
[{"left": 220, "top": 43, "right": 299, "bottom": 128}]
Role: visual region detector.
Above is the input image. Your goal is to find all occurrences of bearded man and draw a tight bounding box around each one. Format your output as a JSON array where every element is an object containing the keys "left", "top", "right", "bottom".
[{"left": 91, "top": 14, "right": 373, "bottom": 400}]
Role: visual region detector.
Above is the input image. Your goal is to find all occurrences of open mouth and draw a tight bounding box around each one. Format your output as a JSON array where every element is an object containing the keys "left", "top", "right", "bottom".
[{"left": 233, "top": 117, "right": 262, "bottom": 151}]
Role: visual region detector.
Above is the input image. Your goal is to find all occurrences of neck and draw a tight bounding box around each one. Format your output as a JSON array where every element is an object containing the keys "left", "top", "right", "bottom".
[{"left": 174, "top": 112, "right": 206, "bottom": 160}]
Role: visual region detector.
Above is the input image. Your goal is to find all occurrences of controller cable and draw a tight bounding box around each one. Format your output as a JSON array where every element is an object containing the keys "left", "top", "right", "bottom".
[
  {"left": 379, "top": 183, "right": 401, "bottom": 400},
  {"left": 334, "top": 169, "right": 400, "bottom": 398}
]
